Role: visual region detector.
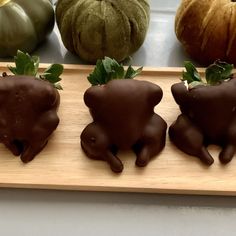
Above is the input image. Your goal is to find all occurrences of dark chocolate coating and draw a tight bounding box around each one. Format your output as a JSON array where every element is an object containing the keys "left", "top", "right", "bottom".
[
  {"left": 81, "top": 79, "right": 167, "bottom": 173},
  {"left": 0, "top": 75, "right": 60, "bottom": 163},
  {"left": 169, "top": 77, "right": 236, "bottom": 165}
]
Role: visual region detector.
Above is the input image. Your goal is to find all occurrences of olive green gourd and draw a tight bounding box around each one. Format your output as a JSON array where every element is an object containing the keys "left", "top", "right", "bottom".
[
  {"left": 0, "top": 0, "right": 54, "bottom": 57},
  {"left": 56, "top": 0, "right": 150, "bottom": 63}
]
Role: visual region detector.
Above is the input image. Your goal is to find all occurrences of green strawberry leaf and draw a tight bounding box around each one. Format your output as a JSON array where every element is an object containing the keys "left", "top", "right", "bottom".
[
  {"left": 88, "top": 60, "right": 107, "bottom": 86},
  {"left": 8, "top": 50, "right": 39, "bottom": 76},
  {"left": 182, "top": 61, "right": 202, "bottom": 84},
  {"left": 206, "top": 60, "right": 234, "bottom": 85},
  {"left": 125, "top": 65, "right": 143, "bottom": 79},
  {"left": 88, "top": 57, "right": 143, "bottom": 86},
  {"left": 102, "top": 57, "right": 125, "bottom": 79},
  {"left": 41, "top": 64, "right": 64, "bottom": 83},
  {"left": 7, "top": 50, "right": 63, "bottom": 90},
  {"left": 182, "top": 60, "right": 234, "bottom": 89}
]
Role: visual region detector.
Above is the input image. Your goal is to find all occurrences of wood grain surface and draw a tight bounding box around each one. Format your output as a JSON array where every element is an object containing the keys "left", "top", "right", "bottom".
[{"left": 0, "top": 63, "right": 235, "bottom": 196}]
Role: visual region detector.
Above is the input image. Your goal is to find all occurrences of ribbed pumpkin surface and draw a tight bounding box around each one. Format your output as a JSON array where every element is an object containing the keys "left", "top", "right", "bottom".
[
  {"left": 56, "top": 0, "right": 150, "bottom": 63},
  {"left": 175, "top": 0, "right": 236, "bottom": 65}
]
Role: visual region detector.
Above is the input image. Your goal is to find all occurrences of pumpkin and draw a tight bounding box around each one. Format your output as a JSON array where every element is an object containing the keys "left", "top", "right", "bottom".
[
  {"left": 175, "top": 0, "right": 236, "bottom": 65},
  {"left": 56, "top": 0, "right": 150, "bottom": 63},
  {"left": 0, "top": 0, "right": 54, "bottom": 57}
]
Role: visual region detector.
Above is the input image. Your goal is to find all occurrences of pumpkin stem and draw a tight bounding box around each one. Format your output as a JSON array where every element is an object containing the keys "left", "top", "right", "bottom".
[{"left": 0, "top": 0, "right": 10, "bottom": 7}]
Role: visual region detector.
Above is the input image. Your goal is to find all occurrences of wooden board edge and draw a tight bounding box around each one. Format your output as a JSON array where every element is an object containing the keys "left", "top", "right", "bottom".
[
  {"left": 0, "top": 62, "right": 207, "bottom": 74},
  {"left": 0, "top": 183, "right": 235, "bottom": 196},
  {"left": 1, "top": 62, "right": 236, "bottom": 76}
]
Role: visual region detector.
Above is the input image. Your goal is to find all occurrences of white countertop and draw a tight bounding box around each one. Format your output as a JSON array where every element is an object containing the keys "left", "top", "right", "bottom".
[{"left": 0, "top": 0, "right": 236, "bottom": 235}]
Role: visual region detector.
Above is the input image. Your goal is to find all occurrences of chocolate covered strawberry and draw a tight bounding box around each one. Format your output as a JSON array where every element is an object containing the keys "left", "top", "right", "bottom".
[
  {"left": 0, "top": 50, "right": 63, "bottom": 163},
  {"left": 169, "top": 60, "right": 236, "bottom": 165},
  {"left": 81, "top": 57, "right": 167, "bottom": 173}
]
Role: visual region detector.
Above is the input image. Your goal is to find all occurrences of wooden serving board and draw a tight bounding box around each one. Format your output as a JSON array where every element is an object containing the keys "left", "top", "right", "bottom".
[{"left": 0, "top": 63, "right": 235, "bottom": 196}]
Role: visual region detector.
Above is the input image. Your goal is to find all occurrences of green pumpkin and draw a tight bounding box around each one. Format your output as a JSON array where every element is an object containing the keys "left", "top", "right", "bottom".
[
  {"left": 0, "top": 0, "right": 54, "bottom": 57},
  {"left": 56, "top": 0, "right": 150, "bottom": 63}
]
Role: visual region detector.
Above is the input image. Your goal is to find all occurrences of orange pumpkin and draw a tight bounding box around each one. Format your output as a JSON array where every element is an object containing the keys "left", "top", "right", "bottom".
[{"left": 175, "top": 0, "right": 236, "bottom": 65}]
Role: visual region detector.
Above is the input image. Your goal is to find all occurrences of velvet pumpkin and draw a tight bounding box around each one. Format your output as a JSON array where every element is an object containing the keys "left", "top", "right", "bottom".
[
  {"left": 56, "top": 0, "right": 150, "bottom": 63},
  {"left": 175, "top": 0, "right": 236, "bottom": 65},
  {"left": 0, "top": 0, "right": 54, "bottom": 57}
]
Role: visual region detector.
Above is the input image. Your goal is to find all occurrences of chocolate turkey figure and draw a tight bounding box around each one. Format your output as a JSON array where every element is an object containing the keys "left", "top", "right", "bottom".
[
  {"left": 0, "top": 50, "right": 63, "bottom": 163},
  {"left": 81, "top": 58, "right": 167, "bottom": 173},
  {"left": 169, "top": 61, "right": 236, "bottom": 165}
]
